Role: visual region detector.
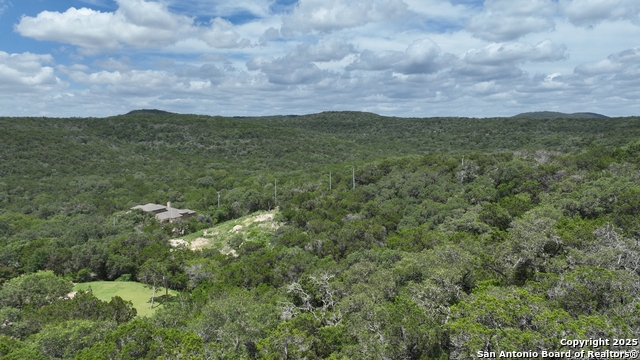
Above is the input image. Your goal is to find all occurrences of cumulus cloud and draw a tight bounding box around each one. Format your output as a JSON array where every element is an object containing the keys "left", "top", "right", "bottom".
[
  {"left": 15, "top": 0, "right": 252, "bottom": 53},
  {"left": 15, "top": 0, "right": 194, "bottom": 53},
  {"left": 60, "top": 67, "right": 219, "bottom": 97},
  {"left": 176, "top": 64, "right": 225, "bottom": 83},
  {"left": 290, "top": 38, "right": 357, "bottom": 62},
  {"left": 347, "top": 38, "right": 444, "bottom": 74},
  {"left": 507, "top": 47, "right": 640, "bottom": 107},
  {"left": 246, "top": 39, "right": 356, "bottom": 85},
  {"left": 93, "top": 57, "right": 132, "bottom": 71},
  {"left": 574, "top": 47, "right": 640, "bottom": 76},
  {"left": 7, "top": 0, "right": 640, "bottom": 118},
  {"left": 470, "top": 80, "right": 503, "bottom": 95},
  {"left": 560, "top": 0, "right": 640, "bottom": 27},
  {"left": 463, "top": 40, "right": 568, "bottom": 65},
  {"left": 280, "top": 0, "right": 408, "bottom": 35},
  {"left": 0, "top": 52, "right": 66, "bottom": 93},
  {"left": 64, "top": 64, "right": 228, "bottom": 91},
  {"left": 246, "top": 56, "right": 330, "bottom": 85},
  {"left": 467, "top": 0, "right": 557, "bottom": 41},
  {"left": 574, "top": 59, "right": 623, "bottom": 76},
  {"left": 453, "top": 62, "right": 525, "bottom": 82},
  {"left": 65, "top": 69, "right": 178, "bottom": 86},
  {"left": 200, "top": 18, "right": 251, "bottom": 48},
  {"left": 452, "top": 40, "right": 567, "bottom": 83},
  {"left": 609, "top": 48, "right": 640, "bottom": 64}
]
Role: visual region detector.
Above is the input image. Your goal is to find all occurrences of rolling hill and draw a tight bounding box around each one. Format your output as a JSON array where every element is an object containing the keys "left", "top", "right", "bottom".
[{"left": 511, "top": 111, "right": 609, "bottom": 119}]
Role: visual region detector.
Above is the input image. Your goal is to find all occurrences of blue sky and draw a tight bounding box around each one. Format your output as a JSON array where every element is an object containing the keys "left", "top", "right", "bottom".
[{"left": 1, "top": 0, "right": 640, "bottom": 117}]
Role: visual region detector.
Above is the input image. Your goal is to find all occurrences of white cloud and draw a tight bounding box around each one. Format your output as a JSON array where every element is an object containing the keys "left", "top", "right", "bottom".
[
  {"left": 463, "top": 40, "right": 567, "bottom": 65},
  {"left": 574, "top": 59, "right": 623, "bottom": 75},
  {"left": 61, "top": 67, "right": 222, "bottom": 97},
  {"left": 291, "top": 38, "right": 357, "bottom": 62},
  {"left": 403, "top": 0, "right": 471, "bottom": 21},
  {"left": 246, "top": 56, "right": 331, "bottom": 85},
  {"left": 245, "top": 38, "right": 356, "bottom": 85},
  {"left": 347, "top": 38, "right": 444, "bottom": 74},
  {"left": 560, "top": 0, "right": 640, "bottom": 27},
  {"left": 6, "top": 0, "right": 640, "bottom": 118},
  {"left": 574, "top": 47, "right": 640, "bottom": 78},
  {"left": 471, "top": 80, "right": 502, "bottom": 95},
  {"left": 200, "top": 18, "right": 251, "bottom": 48},
  {"left": 64, "top": 68, "right": 179, "bottom": 88},
  {"left": 0, "top": 52, "right": 66, "bottom": 93},
  {"left": 15, "top": 0, "right": 256, "bottom": 54},
  {"left": 280, "top": 0, "right": 409, "bottom": 35},
  {"left": 0, "top": 0, "right": 10, "bottom": 17},
  {"left": 93, "top": 57, "right": 132, "bottom": 71},
  {"left": 176, "top": 64, "right": 225, "bottom": 83},
  {"left": 15, "top": 0, "right": 194, "bottom": 53},
  {"left": 453, "top": 62, "right": 525, "bottom": 82},
  {"left": 609, "top": 48, "right": 640, "bottom": 64},
  {"left": 467, "top": 0, "right": 557, "bottom": 41}
]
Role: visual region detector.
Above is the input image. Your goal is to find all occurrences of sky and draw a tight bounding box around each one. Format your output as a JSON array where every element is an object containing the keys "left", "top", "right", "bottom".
[{"left": 1, "top": 0, "right": 640, "bottom": 118}]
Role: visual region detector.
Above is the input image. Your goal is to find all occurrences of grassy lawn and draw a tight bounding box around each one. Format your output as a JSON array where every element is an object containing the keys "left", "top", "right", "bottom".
[{"left": 73, "top": 281, "right": 178, "bottom": 317}]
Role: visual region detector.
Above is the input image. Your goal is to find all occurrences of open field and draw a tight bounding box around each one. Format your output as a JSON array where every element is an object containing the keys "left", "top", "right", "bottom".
[{"left": 73, "top": 281, "right": 178, "bottom": 317}]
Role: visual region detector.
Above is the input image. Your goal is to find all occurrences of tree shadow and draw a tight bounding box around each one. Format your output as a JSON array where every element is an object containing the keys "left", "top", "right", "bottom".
[{"left": 145, "top": 289, "right": 177, "bottom": 308}]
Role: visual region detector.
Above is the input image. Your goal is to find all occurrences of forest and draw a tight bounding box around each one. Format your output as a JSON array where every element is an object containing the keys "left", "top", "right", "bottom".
[{"left": 0, "top": 111, "right": 640, "bottom": 359}]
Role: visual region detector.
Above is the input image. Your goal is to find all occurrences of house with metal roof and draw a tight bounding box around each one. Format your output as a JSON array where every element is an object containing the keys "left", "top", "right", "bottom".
[{"left": 131, "top": 202, "right": 196, "bottom": 223}]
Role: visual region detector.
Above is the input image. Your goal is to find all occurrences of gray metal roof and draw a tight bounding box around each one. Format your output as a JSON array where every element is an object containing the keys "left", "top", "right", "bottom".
[
  {"left": 131, "top": 203, "right": 167, "bottom": 212},
  {"left": 155, "top": 208, "right": 184, "bottom": 221},
  {"left": 132, "top": 202, "right": 195, "bottom": 221}
]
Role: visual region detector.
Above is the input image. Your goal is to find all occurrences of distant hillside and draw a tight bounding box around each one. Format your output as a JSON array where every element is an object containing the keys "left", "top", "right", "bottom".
[
  {"left": 512, "top": 111, "right": 609, "bottom": 119},
  {"left": 125, "top": 109, "right": 175, "bottom": 116}
]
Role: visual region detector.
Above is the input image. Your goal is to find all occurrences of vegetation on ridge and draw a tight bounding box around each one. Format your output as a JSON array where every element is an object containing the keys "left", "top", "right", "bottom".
[
  {"left": 511, "top": 111, "right": 609, "bottom": 119},
  {"left": 0, "top": 111, "right": 639, "bottom": 358}
]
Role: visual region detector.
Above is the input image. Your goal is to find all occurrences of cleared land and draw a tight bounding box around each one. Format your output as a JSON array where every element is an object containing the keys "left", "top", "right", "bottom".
[
  {"left": 73, "top": 281, "right": 178, "bottom": 317},
  {"left": 171, "top": 209, "right": 280, "bottom": 253}
]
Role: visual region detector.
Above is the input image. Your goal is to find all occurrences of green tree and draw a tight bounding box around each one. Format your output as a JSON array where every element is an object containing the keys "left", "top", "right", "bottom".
[
  {"left": 0, "top": 271, "right": 72, "bottom": 308},
  {"left": 30, "top": 320, "right": 116, "bottom": 359},
  {"left": 188, "top": 289, "right": 278, "bottom": 356},
  {"left": 138, "top": 259, "right": 169, "bottom": 309}
]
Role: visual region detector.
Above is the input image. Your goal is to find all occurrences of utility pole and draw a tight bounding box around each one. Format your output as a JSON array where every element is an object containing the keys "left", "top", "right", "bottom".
[
  {"left": 217, "top": 192, "right": 220, "bottom": 208},
  {"left": 462, "top": 156, "right": 464, "bottom": 166},
  {"left": 274, "top": 179, "right": 277, "bottom": 205},
  {"left": 352, "top": 167, "right": 355, "bottom": 189},
  {"left": 163, "top": 275, "right": 168, "bottom": 300},
  {"left": 329, "top": 171, "right": 332, "bottom": 190}
]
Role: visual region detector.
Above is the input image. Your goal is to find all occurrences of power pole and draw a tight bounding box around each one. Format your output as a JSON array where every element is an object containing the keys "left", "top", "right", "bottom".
[
  {"left": 163, "top": 275, "right": 168, "bottom": 300},
  {"left": 329, "top": 171, "right": 332, "bottom": 190},
  {"left": 462, "top": 156, "right": 464, "bottom": 166},
  {"left": 217, "top": 192, "right": 220, "bottom": 208},
  {"left": 352, "top": 167, "right": 355, "bottom": 189},
  {"left": 274, "top": 179, "right": 277, "bottom": 205}
]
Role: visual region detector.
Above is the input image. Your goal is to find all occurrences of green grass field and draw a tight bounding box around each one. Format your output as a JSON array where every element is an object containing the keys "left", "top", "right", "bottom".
[{"left": 73, "top": 281, "right": 178, "bottom": 317}]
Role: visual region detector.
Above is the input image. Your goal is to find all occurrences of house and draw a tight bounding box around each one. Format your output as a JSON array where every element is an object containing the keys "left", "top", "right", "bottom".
[{"left": 132, "top": 202, "right": 196, "bottom": 223}]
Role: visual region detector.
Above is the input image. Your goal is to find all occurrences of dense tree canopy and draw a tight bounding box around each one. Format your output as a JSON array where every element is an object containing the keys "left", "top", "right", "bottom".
[{"left": 0, "top": 112, "right": 639, "bottom": 358}]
